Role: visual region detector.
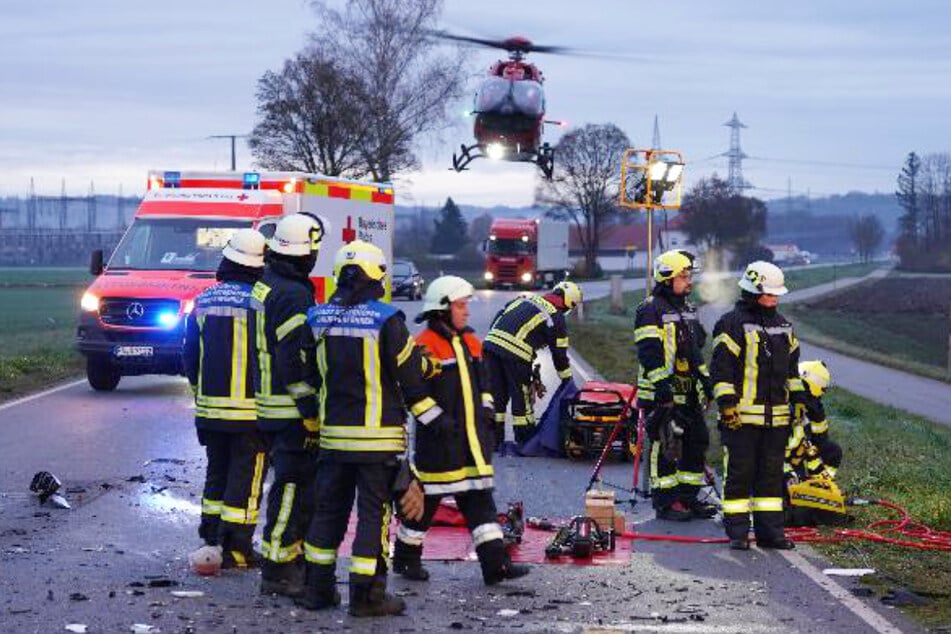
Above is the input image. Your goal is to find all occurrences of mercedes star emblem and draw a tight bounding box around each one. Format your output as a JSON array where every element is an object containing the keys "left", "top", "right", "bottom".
[{"left": 126, "top": 302, "right": 145, "bottom": 320}]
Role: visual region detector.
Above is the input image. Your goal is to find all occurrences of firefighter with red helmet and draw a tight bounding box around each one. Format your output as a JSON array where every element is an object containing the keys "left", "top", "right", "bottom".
[
  {"left": 483, "top": 281, "right": 582, "bottom": 448},
  {"left": 634, "top": 250, "right": 717, "bottom": 522},
  {"left": 711, "top": 261, "right": 806, "bottom": 550},
  {"left": 183, "top": 228, "right": 268, "bottom": 569},
  {"left": 392, "top": 275, "right": 531, "bottom": 586}
]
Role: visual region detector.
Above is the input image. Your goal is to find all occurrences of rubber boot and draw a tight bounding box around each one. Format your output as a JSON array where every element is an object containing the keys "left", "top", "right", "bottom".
[
  {"left": 479, "top": 541, "right": 530, "bottom": 586},
  {"left": 260, "top": 559, "right": 305, "bottom": 597},
  {"left": 295, "top": 564, "right": 341, "bottom": 611},
  {"left": 348, "top": 575, "right": 406, "bottom": 617},
  {"left": 756, "top": 537, "right": 795, "bottom": 550},
  {"left": 392, "top": 540, "right": 430, "bottom": 581},
  {"left": 220, "top": 527, "right": 261, "bottom": 569}
]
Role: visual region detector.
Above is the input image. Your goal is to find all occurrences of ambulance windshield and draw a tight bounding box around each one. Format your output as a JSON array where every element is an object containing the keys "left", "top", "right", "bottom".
[{"left": 108, "top": 217, "right": 251, "bottom": 271}]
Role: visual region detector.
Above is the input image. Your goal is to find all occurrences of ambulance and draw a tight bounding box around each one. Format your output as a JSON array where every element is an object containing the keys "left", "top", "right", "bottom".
[{"left": 76, "top": 170, "right": 394, "bottom": 391}]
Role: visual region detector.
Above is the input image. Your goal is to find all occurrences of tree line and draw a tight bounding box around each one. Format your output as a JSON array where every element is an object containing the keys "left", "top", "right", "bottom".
[{"left": 896, "top": 151, "right": 951, "bottom": 271}]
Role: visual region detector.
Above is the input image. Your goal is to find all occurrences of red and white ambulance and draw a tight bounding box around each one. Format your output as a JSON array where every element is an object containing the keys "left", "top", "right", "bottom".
[{"left": 76, "top": 170, "right": 394, "bottom": 391}]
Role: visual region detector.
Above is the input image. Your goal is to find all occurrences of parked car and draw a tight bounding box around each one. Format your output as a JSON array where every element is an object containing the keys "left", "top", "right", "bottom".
[{"left": 392, "top": 259, "right": 424, "bottom": 300}]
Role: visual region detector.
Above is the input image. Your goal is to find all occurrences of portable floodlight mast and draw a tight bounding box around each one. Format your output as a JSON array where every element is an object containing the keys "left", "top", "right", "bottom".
[{"left": 619, "top": 148, "right": 685, "bottom": 297}]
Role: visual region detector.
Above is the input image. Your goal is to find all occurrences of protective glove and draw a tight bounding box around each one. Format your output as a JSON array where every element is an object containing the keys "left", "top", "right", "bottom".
[
  {"left": 302, "top": 418, "right": 320, "bottom": 433},
  {"left": 418, "top": 345, "right": 442, "bottom": 380},
  {"left": 719, "top": 405, "right": 741, "bottom": 431},
  {"left": 303, "top": 432, "right": 320, "bottom": 452}
]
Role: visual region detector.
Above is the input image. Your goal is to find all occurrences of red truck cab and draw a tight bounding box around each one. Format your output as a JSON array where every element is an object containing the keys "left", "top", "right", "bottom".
[{"left": 483, "top": 217, "right": 568, "bottom": 289}]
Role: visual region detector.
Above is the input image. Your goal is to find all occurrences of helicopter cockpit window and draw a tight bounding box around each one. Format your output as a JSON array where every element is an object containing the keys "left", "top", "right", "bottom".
[
  {"left": 476, "top": 77, "right": 510, "bottom": 113},
  {"left": 512, "top": 80, "right": 544, "bottom": 117}
]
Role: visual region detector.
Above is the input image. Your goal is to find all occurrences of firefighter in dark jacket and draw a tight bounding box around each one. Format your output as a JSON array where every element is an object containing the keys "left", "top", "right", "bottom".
[
  {"left": 392, "top": 275, "right": 531, "bottom": 585},
  {"left": 184, "top": 228, "right": 268, "bottom": 569},
  {"left": 250, "top": 213, "right": 324, "bottom": 596},
  {"left": 711, "top": 260, "right": 806, "bottom": 550},
  {"left": 634, "top": 250, "right": 717, "bottom": 522},
  {"left": 297, "top": 240, "right": 449, "bottom": 617},
  {"left": 483, "top": 281, "right": 582, "bottom": 447}
]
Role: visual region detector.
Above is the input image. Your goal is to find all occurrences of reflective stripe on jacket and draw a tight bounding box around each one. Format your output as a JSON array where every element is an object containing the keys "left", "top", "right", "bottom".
[
  {"left": 413, "top": 325, "right": 495, "bottom": 495},
  {"left": 184, "top": 281, "right": 258, "bottom": 432},
  {"left": 483, "top": 294, "right": 571, "bottom": 380}
]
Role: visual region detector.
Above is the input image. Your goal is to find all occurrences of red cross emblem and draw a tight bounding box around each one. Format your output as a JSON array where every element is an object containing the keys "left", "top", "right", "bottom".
[
  {"left": 236, "top": 193, "right": 249, "bottom": 201},
  {"left": 342, "top": 216, "right": 356, "bottom": 243}
]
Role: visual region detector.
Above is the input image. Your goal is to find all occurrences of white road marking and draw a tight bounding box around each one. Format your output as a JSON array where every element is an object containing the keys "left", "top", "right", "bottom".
[
  {"left": 568, "top": 350, "right": 593, "bottom": 383},
  {"left": 0, "top": 379, "right": 86, "bottom": 412},
  {"left": 780, "top": 550, "right": 904, "bottom": 634}
]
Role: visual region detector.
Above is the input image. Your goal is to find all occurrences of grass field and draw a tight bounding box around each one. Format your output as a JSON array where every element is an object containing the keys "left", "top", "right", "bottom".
[
  {"left": 783, "top": 261, "right": 882, "bottom": 291},
  {"left": 0, "top": 270, "right": 87, "bottom": 401},
  {"left": 0, "top": 266, "right": 91, "bottom": 287},
  {"left": 570, "top": 291, "right": 951, "bottom": 629},
  {"left": 789, "top": 274, "right": 951, "bottom": 382}
]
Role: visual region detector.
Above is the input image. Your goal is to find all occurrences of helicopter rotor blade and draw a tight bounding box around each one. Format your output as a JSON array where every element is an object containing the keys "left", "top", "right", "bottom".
[{"left": 425, "top": 29, "right": 512, "bottom": 50}]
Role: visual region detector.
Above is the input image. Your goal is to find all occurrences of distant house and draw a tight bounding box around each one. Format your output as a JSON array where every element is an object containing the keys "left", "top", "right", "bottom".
[{"left": 567, "top": 215, "right": 697, "bottom": 271}]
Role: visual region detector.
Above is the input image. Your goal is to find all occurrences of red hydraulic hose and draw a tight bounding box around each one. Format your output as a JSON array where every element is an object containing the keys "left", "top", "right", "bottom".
[{"left": 614, "top": 499, "right": 951, "bottom": 551}]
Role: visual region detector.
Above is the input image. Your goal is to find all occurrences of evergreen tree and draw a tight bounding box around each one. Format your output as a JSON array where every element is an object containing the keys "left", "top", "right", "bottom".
[
  {"left": 431, "top": 197, "right": 469, "bottom": 255},
  {"left": 896, "top": 151, "right": 921, "bottom": 245}
]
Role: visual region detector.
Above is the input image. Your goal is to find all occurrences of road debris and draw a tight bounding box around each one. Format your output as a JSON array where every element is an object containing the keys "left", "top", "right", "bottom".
[
  {"left": 130, "top": 624, "right": 159, "bottom": 633},
  {"left": 170, "top": 591, "right": 205, "bottom": 598},
  {"left": 64, "top": 625, "right": 88, "bottom": 633},
  {"left": 29, "top": 471, "right": 71, "bottom": 509},
  {"left": 822, "top": 568, "right": 875, "bottom": 577}
]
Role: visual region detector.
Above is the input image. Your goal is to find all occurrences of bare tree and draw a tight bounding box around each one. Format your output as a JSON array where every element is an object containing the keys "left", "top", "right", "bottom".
[
  {"left": 249, "top": 52, "right": 370, "bottom": 177},
  {"left": 535, "top": 123, "right": 631, "bottom": 276},
  {"left": 680, "top": 175, "right": 767, "bottom": 253},
  {"left": 310, "top": 0, "right": 467, "bottom": 182},
  {"left": 849, "top": 213, "right": 884, "bottom": 263}
]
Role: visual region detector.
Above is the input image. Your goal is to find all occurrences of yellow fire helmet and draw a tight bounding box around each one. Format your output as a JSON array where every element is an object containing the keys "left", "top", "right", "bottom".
[
  {"left": 799, "top": 360, "right": 831, "bottom": 397},
  {"left": 653, "top": 249, "right": 696, "bottom": 283},
  {"left": 333, "top": 240, "right": 387, "bottom": 282},
  {"left": 553, "top": 280, "right": 583, "bottom": 310}
]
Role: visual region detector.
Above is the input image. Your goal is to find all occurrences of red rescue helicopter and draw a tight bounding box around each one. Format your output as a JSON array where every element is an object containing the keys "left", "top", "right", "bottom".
[{"left": 434, "top": 32, "right": 570, "bottom": 180}]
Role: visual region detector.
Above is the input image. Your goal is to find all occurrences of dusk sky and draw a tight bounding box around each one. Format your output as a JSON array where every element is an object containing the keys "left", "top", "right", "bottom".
[{"left": 2, "top": 0, "right": 949, "bottom": 207}]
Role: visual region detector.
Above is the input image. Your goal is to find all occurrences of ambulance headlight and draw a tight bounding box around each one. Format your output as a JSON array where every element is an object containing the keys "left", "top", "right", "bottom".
[
  {"left": 520, "top": 272, "right": 533, "bottom": 283},
  {"left": 80, "top": 292, "right": 100, "bottom": 312},
  {"left": 484, "top": 271, "right": 494, "bottom": 281}
]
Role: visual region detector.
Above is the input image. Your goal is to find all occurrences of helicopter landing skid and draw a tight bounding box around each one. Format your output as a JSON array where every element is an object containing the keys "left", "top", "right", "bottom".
[
  {"left": 450, "top": 143, "right": 555, "bottom": 180},
  {"left": 451, "top": 144, "right": 483, "bottom": 173}
]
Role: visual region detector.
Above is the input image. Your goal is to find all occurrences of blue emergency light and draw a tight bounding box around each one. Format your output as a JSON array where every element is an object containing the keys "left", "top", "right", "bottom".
[
  {"left": 242, "top": 172, "right": 261, "bottom": 190},
  {"left": 163, "top": 171, "right": 182, "bottom": 188},
  {"left": 157, "top": 311, "right": 180, "bottom": 328}
]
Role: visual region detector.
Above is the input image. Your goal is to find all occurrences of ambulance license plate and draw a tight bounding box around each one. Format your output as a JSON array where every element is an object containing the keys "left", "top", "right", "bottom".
[{"left": 114, "top": 346, "right": 154, "bottom": 358}]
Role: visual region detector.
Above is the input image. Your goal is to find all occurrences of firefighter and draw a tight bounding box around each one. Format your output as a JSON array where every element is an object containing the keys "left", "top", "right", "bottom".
[
  {"left": 634, "top": 250, "right": 717, "bottom": 522},
  {"left": 183, "top": 228, "right": 268, "bottom": 569},
  {"left": 483, "top": 281, "right": 582, "bottom": 447},
  {"left": 392, "top": 276, "right": 531, "bottom": 585},
  {"left": 297, "top": 240, "right": 449, "bottom": 617},
  {"left": 786, "top": 360, "right": 842, "bottom": 480},
  {"left": 711, "top": 261, "right": 805, "bottom": 550},
  {"left": 784, "top": 360, "right": 846, "bottom": 525},
  {"left": 250, "top": 213, "right": 324, "bottom": 596}
]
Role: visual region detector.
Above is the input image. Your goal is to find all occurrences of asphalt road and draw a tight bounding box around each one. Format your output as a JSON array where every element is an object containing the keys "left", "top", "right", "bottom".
[{"left": 0, "top": 279, "right": 920, "bottom": 633}]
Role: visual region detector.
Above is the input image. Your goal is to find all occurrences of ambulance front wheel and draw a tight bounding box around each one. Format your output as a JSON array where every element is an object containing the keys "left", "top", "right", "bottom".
[{"left": 87, "top": 356, "right": 121, "bottom": 392}]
